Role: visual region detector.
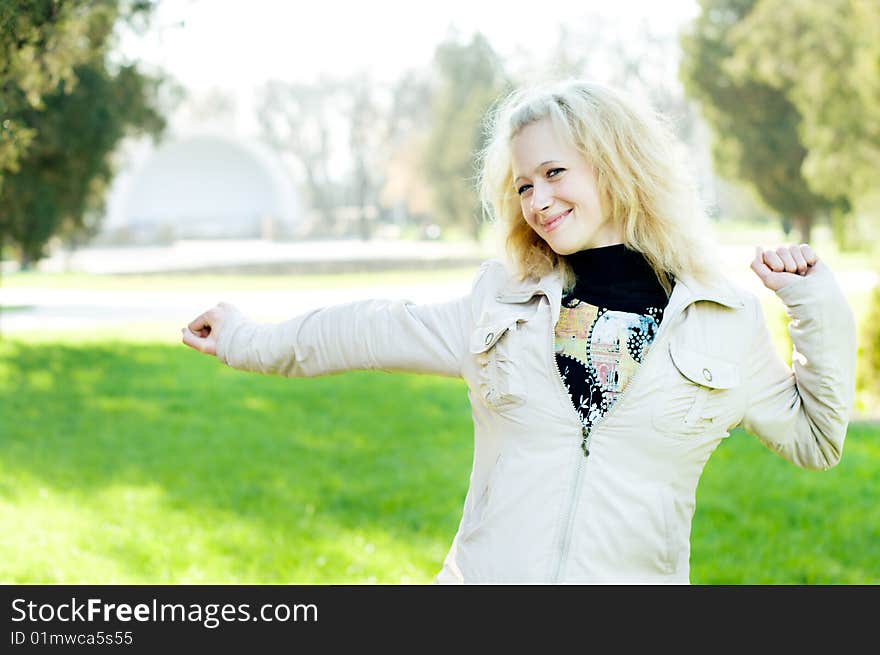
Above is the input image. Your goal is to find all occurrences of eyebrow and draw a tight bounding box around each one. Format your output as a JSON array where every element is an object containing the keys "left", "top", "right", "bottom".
[{"left": 513, "top": 161, "right": 561, "bottom": 184}]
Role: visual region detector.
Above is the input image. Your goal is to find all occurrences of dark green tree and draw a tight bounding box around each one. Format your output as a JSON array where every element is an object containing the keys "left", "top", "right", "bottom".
[
  {"left": 728, "top": 0, "right": 879, "bottom": 248},
  {"left": 0, "top": 0, "right": 165, "bottom": 268},
  {"left": 1, "top": 0, "right": 91, "bottom": 181},
  {"left": 1, "top": 63, "right": 164, "bottom": 268},
  {"left": 679, "top": 0, "right": 837, "bottom": 242},
  {"left": 729, "top": 0, "right": 879, "bottom": 204}
]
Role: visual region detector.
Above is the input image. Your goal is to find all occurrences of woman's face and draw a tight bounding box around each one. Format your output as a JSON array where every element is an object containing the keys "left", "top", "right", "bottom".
[{"left": 510, "top": 117, "right": 622, "bottom": 255}]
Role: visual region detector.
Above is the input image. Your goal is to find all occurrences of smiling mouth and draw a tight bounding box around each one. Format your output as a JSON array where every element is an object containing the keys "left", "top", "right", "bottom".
[{"left": 543, "top": 209, "right": 571, "bottom": 233}]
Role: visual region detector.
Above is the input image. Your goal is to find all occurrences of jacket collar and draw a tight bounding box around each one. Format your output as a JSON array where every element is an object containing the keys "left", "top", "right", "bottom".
[
  {"left": 672, "top": 272, "right": 745, "bottom": 310},
  {"left": 496, "top": 266, "right": 744, "bottom": 312},
  {"left": 496, "top": 268, "right": 563, "bottom": 307}
]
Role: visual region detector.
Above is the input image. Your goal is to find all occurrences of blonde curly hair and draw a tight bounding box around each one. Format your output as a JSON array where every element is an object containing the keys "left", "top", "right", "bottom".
[{"left": 477, "top": 79, "right": 718, "bottom": 295}]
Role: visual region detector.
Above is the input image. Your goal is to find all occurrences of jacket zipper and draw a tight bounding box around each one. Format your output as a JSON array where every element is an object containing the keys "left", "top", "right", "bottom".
[
  {"left": 549, "top": 299, "right": 681, "bottom": 582},
  {"left": 550, "top": 327, "right": 591, "bottom": 582}
]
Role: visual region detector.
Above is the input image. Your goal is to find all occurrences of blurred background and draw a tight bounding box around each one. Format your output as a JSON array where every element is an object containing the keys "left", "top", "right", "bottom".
[{"left": 1, "top": 0, "right": 877, "bottom": 584}]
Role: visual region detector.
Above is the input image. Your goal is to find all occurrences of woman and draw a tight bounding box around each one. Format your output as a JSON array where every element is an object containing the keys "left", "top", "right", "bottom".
[{"left": 182, "top": 80, "right": 856, "bottom": 584}]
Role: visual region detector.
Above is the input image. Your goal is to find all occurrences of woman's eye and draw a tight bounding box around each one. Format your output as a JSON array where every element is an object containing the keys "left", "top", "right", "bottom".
[
  {"left": 517, "top": 184, "right": 532, "bottom": 196},
  {"left": 547, "top": 168, "right": 565, "bottom": 178}
]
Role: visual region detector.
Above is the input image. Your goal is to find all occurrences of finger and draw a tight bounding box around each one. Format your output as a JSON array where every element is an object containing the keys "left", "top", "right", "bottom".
[
  {"left": 762, "top": 249, "right": 785, "bottom": 272},
  {"left": 789, "top": 245, "right": 808, "bottom": 275},
  {"left": 187, "top": 311, "right": 213, "bottom": 334},
  {"left": 799, "top": 243, "right": 819, "bottom": 266},
  {"left": 775, "top": 246, "right": 798, "bottom": 273},
  {"left": 185, "top": 324, "right": 210, "bottom": 339}
]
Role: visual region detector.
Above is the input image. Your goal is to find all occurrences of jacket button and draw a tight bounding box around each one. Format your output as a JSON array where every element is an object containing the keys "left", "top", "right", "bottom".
[
  {"left": 702, "top": 368, "right": 713, "bottom": 382},
  {"left": 485, "top": 332, "right": 494, "bottom": 345}
]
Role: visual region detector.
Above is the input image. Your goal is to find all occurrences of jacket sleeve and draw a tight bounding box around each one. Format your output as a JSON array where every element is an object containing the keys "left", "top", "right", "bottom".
[
  {"left": 739, "top": 262, "right": 857, "bottom": 470},
  {"left": 213, "top": 265, "right": 490, "bottom": 379}
]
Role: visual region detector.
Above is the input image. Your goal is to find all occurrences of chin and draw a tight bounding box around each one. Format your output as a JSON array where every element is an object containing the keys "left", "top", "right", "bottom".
[{"left": 546, "top": 241, "right": 578, "bottom": 256}]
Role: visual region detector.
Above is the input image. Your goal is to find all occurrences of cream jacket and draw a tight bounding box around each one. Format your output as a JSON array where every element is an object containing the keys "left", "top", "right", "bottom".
[{"left": 215, "top": 258, "right": 856, "bottom": 584}]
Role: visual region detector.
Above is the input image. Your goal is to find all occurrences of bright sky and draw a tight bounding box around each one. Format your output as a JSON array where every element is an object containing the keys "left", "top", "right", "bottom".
[{"left": 121, "top": 0, "right": 701, "bottom": 91}]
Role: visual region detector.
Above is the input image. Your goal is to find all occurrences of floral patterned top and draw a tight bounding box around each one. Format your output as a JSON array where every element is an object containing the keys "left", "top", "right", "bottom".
[{"left": 554, "top": 244, "right": 670, "bottom": 431}]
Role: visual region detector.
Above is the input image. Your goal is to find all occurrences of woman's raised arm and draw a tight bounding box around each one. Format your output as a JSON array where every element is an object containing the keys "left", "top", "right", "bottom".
[{"left": 740, "top": 244, "right": 857, "bottom": 470}]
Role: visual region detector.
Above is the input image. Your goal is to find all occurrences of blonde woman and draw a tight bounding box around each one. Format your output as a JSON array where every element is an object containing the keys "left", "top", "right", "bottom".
[{"left": 182, "top": 80, "right": 856, "bottom": 584}]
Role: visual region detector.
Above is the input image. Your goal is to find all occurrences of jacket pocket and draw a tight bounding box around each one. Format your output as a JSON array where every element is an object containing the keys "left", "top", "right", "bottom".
[
  {"left": 651, "top": 340, "right": 740, "bottom": 439},
  {"left": 470, "top": 315, "right": 529, "bottom": 411}
]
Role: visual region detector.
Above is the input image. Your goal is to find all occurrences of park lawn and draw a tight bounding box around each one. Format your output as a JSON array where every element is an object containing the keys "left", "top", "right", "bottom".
[
  {"left": 1, "top": 335, "right": 878, "bottom": 584},
  {"left": 690, "top": 421, "right": 880, "bottom": 584}
]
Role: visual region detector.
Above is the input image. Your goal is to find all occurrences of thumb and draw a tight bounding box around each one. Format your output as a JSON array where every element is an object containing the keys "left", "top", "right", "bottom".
[{"left": 750, "top": 245, "right": 772, "bottom": 281}]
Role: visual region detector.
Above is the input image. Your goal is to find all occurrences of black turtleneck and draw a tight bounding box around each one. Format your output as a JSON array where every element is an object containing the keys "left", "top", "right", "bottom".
[
  {"left": 554, "top": 244, "right": 672, "bottom": 432},
  {"left": 563, "top": 243, "right": 669, "bottom": 312}
]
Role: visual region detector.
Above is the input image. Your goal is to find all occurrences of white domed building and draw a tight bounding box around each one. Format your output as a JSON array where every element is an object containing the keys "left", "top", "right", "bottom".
[{"left": 100, "top": 131, "right": 301, "bottom": 243}]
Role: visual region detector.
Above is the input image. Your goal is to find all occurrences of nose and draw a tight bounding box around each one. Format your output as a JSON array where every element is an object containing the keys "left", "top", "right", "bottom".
[{"left": 530, "top": 179, "right": 552, "bottom": 214}]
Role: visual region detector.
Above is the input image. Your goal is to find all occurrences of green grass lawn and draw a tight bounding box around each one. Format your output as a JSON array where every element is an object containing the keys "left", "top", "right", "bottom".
[{"left": 2, "top": 334, "right": 878, "bottom": 584}]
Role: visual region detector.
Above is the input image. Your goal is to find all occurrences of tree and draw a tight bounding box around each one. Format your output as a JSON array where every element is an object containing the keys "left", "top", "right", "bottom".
[
  {"left": 727, "top": 0, "right": 880, "bottom": 238},
  {"left": 422, "top": 31, "right": 509, "bottom": 241},
  {"left": 1, "top": 62, "right": 164, "bottom": 268},
  {"left": 0, "top": 0, "right": 165, "bottom": 269},
  {"left": 258, "top": 78, "right": 345, "bottom": 237},
  {"left": 379, "top": 71, "right": 434, "bottom": 226},
  {"left": 1, "top": 0, "right": 94, "bottom": 184},
  {"left": 679, "top": 0, "right": 837, "bottom": 242},
  {"left": 344, "top": 73, "right": 393, "bottom": 241}
]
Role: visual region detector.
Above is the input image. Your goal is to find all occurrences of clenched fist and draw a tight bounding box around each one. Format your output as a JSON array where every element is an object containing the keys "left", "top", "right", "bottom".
[
  {"left": 181, "top": 301, "right": 243, "bottom": 356},
  {"left": 750, "top": 244, "right": 821, "bottom": 292}
]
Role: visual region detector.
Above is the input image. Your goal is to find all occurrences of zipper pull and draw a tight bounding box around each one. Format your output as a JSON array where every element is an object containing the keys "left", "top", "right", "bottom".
[{"left": 581, "top": 426, "right": 591, "bottom": 458}]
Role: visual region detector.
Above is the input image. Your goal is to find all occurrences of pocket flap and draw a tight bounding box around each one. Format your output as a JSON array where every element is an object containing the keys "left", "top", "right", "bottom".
[
  {"left": 469, "top": 320, "right": 516, "bottom": 353},
  {"left": 668, "top": 340, "right": 740, "bottom": 389}
]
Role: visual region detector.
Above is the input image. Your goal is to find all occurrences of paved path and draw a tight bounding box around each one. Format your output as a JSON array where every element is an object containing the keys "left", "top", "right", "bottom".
[
  {"left": 1, "top": 240, "right": 876, "bottom": 335},
  {"left": 1, "top": 239, "right": 490, "bottom": 334},
  {"left": 17, "top": 238, "right": 491, "bottom": 275},
  {"left": 0, "top": 282, "right": 475, "bottom": 334}
]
